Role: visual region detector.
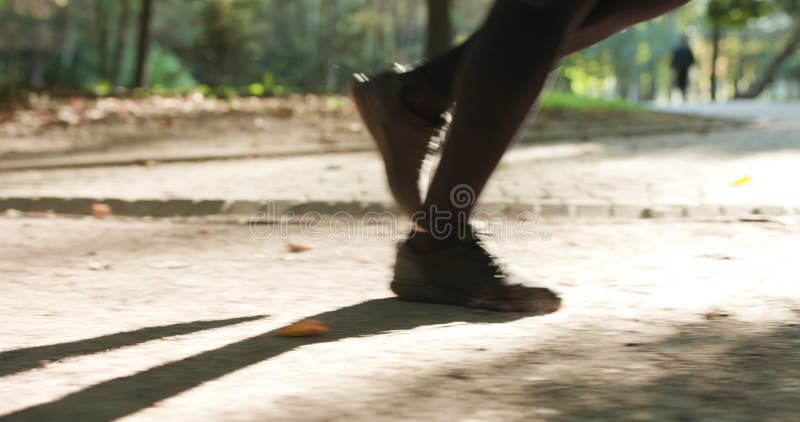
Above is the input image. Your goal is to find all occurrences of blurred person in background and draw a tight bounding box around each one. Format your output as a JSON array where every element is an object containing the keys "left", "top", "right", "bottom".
[{"left": 671, "top": 36, "right": 697, "bottom": 102}]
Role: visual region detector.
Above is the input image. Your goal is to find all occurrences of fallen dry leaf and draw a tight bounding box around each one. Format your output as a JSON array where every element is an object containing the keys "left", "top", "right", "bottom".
[
  {"left": 253, "top": 117, "right": 271, "bottom": 129},
  {"left": 28, "top": 210, "right": 55, "bottom": 218},
  {"left": 87, "top": 260, "right": 111, "bottom": 271},
  {"left": 699, "top": 253, "right": 734, "bottom": 261},
  {"left": 287, "top": 243, "right": 313, "bottom": 253},
  {"left": 336, "top": 122, "right": 362, "bottom": 133},
  {"left": 275, "top": 319, "right": 329, "bottom": 337},
  {"left": 153, "top": 260, "right": 190, "bottom": 269},
  {"left": 91, "top": 203, "right": 112, "bottom": 218},
  {"left": 265, "top": 106, "right": 295, "bottom": 119},
  {"left": 705, "top": 310, "right": 730, "bottom": 320},
  {"left": 738, "top": 216, "right": 772, "bottom": 223},
  {"left": 320, "top": 135, "right": 339, "bottom": 144},
  {"left": 37, "top": 360, "right": 51, "bottom": 368}
]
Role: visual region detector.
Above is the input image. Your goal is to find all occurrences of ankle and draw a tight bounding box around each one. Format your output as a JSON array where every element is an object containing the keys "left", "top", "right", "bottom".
[
  {"left": 405, "top": 218, "right": 476, "bottom": 254},
  {"left": 398, "top": 68, "right": 451, "bottom": 121},
  {"left": 406, "top": 230, "right": 461, "bottom": 254}
]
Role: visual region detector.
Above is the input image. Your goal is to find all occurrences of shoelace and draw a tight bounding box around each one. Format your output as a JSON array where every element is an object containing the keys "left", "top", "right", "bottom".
[
  {"left": 410, "top": 111, "right": 449, "bottom": 155},
  {"left": 427, "top": 112, "right": 451, "bottom": 152}
]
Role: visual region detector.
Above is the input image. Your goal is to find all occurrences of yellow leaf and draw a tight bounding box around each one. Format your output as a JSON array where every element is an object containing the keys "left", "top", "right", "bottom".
[{"left": 732, "top": 175, "right": 751, "bottom": 186}]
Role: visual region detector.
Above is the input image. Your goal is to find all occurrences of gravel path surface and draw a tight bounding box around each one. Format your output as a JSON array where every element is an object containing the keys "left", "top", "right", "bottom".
[{"left": 2, "top": 216, "right": 798, "bottom": 421}]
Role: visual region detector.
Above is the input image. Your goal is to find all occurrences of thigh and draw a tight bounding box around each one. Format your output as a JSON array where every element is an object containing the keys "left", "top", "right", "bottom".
[
  {"left": 583, "top": 0, "right": 690, "bottom": 26},
  {"left": 504, "top": 0, "right": 598, "bottom": 11},
  {"left": 566, "top": 0, "right": 690, "bottom": 54}
]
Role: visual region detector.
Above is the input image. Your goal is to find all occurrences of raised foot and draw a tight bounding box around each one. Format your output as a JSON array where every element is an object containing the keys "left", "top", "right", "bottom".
[{"left": 347, "top": 65, "right": 447, "bottom": 215}]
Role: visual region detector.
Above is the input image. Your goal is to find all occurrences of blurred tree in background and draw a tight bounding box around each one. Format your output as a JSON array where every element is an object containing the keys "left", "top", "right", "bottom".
[
  {"left": 0, "top": 0, "right": 798, "bottom": 102},
  {"left": 731, "top": 0, "right": 800, "bottom": 98},
  {"left": 425, "top": 0, "right": 453, "bottom": 58},
  {"left": 706, "top": 0, "right": 772, "bottom": 100},
  {"left": 134, "top": 0, "right": 154, "bottom": 88}
]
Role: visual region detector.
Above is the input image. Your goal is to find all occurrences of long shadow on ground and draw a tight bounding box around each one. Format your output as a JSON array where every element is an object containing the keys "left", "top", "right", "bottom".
[
  {"left": 0, "top": 315, "right": 267, "bottom": 378},
  {"left": 1, "top": 298, "right": 543, "bottom": 422}
]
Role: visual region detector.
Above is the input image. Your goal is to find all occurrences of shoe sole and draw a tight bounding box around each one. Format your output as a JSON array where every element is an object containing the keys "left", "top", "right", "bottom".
[
  {"left": 391, "top": 279, "right": 559, "bottom": 314},
  {"left": 390, "top": 279, "right": 466, "bottom": 307}
]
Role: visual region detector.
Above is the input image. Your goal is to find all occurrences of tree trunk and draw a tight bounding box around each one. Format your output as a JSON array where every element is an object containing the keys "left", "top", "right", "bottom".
[
  {"left": 6, "top": 0, "right": 21, "bottom": 85},
  {"left": 406, "top": 1, "right": 421, "bottom": 56},
  {"left": 292, "top": 0, "right": 311, "bottom": 86},
  {"left": 203, "top": 0, "right": 231, "bottom": 86},
  {"left": 59, "top": 0, "right": 78, "bottom": 74},
  {"left": 649, "top": 61, "right": 658, "bottom": 101},
  {"left": 425, "top": 0, "right": 452, "bottom": 59},
  {"left": 29, "top": 21, "right": 47, "bottom": 89},
  {"left": 378, "top": 0, "right": 396, "bottom": 60},
  {"left": 133, "top": 0, "right": 154, "bottom": 88},
  {"left": 319, "top": 0, "right": 339, "bottom": 90},
  {"left": 111, "top": 0, "right": 132, "bottom": 87},
  {"left": 736, "top": 25, "right": 800, "bottom": 99},
  {"left": 393, "top": 1, "right": 411, "bottom": 57},
  {"left": 96, "top": 0, "right": 110, "bottom": 80},
  {"left": 733, "top": 31, "right": 747, "bottom": 95},
  {"left": 616, "top": 68, "right": 629, "bottom": 99},
  {"left": 710, "top": 24, "right": 721, "bottom": 101}
]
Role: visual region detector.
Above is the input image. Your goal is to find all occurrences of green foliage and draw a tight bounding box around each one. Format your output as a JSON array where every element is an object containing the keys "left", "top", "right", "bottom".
[
  {"left": 707, "top": 0, "right": 773, "bottom": 27},
  {"left": 272, "top": 85, "right": 286, "bottom": 97},
  {"left": 212, "top": 85, "right": 238, "bottom": 99},
  {"left": 540, "top": 92, "right": 646, "bottom": 112},
  {"left": 262, "top": 73, "right": 274, "bottom": 93},
  {"left": 1, "top": 0, "right": 799, "bottom": 102},
  {"left": 557, "top": 14, "right": 683, "bottom": 101},
  {"left": 88, "top": 79, "right": 113, "bottom": 97},
  {"left": 192, "top": 0, "right": 263, "bottom": 86},
  {"left": 0, "top": 85, "right": 30, "bottom": 111},
  {"left": 247, "top": 83, "right": 265, "bottom": 96},
  {"left": 148, "top": 45, "right": 198, "bottom": 92}
]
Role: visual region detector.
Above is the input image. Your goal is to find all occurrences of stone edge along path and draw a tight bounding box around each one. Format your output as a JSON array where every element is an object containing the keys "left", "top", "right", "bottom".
[
  {"left": 1, "top": 196, "right": 796, "bottom": 220},
  {"left": 0, "top": 117, "right": 741, "bottom": 172}
]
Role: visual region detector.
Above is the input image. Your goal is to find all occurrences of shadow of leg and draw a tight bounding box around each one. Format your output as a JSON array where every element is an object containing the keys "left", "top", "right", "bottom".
[
  {"left": 0, "top": 315, "right": 267, "bottom": 378},
  {"left": 2, "top": 298, "right": 552, "bottom": 421}
]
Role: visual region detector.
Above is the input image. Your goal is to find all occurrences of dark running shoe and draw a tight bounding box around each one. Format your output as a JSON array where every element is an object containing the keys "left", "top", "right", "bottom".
[
  {"left": 391, "top": 237, "right": 562, "bottom": 314},
  {"left": 347, "top": 64, "right": 448, "bottom": 215}
]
